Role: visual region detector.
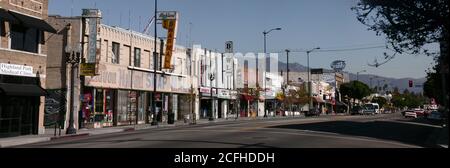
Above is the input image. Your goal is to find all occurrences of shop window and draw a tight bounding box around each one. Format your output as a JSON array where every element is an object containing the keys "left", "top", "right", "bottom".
[
  {"left": 95, "top": 89, "right": 104, "bottom": 113},
  {"left": 10, "top": 24, "right": 39, "bottom": 53},
  {"left": 134, "top": 47, "right": 141, "bottom": 67},
  {"left": 111, "top": 42, "right": 120, "bottom": 64}
]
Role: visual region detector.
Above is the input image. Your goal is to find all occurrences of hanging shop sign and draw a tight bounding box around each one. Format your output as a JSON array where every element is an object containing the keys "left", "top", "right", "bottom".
[
  {"left": 82, "top": 9, "right": 102, "bottom": 64},
  {"left": 80, "top": 63, "right": 96, "bottom": 76},
  {"left": 160, "top": 11, "right": 178, "bottom": 69}
]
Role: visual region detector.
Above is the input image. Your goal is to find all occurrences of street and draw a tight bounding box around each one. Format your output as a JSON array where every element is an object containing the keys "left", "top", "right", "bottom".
[{"left": 17, "top": 113, "right": 442, "bottom": 148}]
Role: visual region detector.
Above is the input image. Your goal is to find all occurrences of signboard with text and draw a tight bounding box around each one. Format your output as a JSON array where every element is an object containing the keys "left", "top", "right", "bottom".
[
  {"left": 0, "top": 63, "right": 34, "bottom": 77},
  {"left": 161, "top": 11, "right": 178, "bottom": 69},
  {"left": 80, "top": 63, "right": 96, "bottom": 76}
]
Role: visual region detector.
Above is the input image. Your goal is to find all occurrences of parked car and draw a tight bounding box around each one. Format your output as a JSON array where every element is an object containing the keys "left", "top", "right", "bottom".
[
  {"left": 403, "top": 110, "right": 417, "bottom": 118},
  {"left": 414, "top": 108, "right": 425, "bottom": 117},
  {"left": 306, "top": 108, "right": 321, "bottom": 117},
  {"left": 427, "top": 111, "right": 442, "bottom": 121},
  {"left": 362, "top": 103, "right": 379, "bottom": 115},
  {"left": 351, "top": 106, "right": 364, "bottom": 115}
]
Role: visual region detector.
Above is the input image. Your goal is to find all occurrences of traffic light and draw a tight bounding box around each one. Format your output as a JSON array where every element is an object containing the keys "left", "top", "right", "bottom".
[{"left": 409, "top": 80, "right": 413, "bottom": 87}]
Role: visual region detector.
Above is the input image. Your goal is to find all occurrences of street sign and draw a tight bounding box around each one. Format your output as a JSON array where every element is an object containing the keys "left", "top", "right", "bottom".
[
  {"left": 225, "top": 41, "right": 233, "bottom": 53},
  {"left": 80, "top": 63, "right": 96, "bottom": 76}
]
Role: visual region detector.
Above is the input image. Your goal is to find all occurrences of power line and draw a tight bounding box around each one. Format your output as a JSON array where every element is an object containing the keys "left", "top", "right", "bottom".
[{"left": 274, "top": 45, "right": 386, "bottom": 53}]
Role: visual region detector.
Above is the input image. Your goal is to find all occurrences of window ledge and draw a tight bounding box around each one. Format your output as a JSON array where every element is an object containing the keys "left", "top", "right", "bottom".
[{"left": 0, "top": 48, "right": 46, "bottom": 57}]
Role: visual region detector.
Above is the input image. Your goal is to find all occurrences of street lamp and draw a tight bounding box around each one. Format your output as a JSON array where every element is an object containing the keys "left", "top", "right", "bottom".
[
  {"left": 356, "top": 70, "right": 366, "bottom": 81},
  {"left": 307, "top": 47, "right": 320, "bottom": 113},
  {"left": 65, "top": 44, "right": 81, "bottom": 135},
  {"left": 209, "top": 73, "right": 215, "bottom": 121},
  {"left": 262, "top": 27, "right": 281, "bottom": 118}
]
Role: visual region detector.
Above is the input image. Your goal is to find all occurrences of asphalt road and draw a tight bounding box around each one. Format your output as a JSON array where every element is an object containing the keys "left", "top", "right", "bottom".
[{"left": 18, "top": 112, "right": 442, "bottom": 148}]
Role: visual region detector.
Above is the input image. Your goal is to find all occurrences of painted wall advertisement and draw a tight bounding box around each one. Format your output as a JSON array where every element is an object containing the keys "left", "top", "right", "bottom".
[{"left": 84, "top": 65, "right": 189, "bottom": 93}]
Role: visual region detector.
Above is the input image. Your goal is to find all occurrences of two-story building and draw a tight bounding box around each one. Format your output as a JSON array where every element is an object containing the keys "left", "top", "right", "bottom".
[
  {"left": 46, "top": 13, "right": 192, "bottom": 130},
  {"left": 0, "top": 0, "right": 56, "bottom": 137}
]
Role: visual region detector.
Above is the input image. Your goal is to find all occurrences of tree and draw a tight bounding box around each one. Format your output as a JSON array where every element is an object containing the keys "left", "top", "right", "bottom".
[
  {"left": 340, "top": 81, "right": 372, "bottom": 105},
  {"left": 353, "top": 0, "right": 449, "bottom": 109},
  {"left": 372, "top": 96, "right": 387, "bottom": 108},
  {"left": 352, "top": 0, "right": 449, "bottom": 56}
]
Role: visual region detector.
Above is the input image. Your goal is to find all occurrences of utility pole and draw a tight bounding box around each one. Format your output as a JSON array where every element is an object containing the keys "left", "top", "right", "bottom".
[
  {"left": 209, "top": 50, "right": 215, "bottom": 121},
  {"left": 151, "top": 0, "right": 158, "bottom": 126},
  {"left": 307, "top": 47, "right": 320, "bottom": 113},
  {"left": 286, "top": 49, "right": 290, "bottom": 85}
]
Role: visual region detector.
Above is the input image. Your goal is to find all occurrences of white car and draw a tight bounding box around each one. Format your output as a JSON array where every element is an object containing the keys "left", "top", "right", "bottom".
[{"left": 404, "top": 110, "right": 417, "bottom": 118}]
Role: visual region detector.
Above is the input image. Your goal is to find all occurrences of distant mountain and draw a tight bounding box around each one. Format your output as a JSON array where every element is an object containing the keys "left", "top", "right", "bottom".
[{"left": 275, "top": 60, "right": 426, "bottom": 94}]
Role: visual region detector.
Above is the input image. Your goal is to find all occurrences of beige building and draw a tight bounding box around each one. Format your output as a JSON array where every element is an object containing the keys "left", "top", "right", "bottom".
[
  {"left": 0, "top": 0, "right": 56, "bottom": 137},
  {"left": 46, "top": 13, "right": 193, "bottom": 130}
]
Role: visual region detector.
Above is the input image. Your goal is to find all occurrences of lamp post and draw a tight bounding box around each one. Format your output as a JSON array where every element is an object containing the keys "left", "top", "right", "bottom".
[
  {"left": 356, "top": 70, "right": 366, "bottom": 81},
  {"left": 151, "top": 0, "right": 158, "bottom": 126},
  {"left": 65, "top": 44, "right": 81, "bottom": 134},
  {"left": 262, "top": 27, "right": 281, "bottom": 118},
  {"left": 209, "top": 73, "right": 215, "bottom": 121},
  {"left": 307, "top": 47, "right": 320, "bottom": 112}
]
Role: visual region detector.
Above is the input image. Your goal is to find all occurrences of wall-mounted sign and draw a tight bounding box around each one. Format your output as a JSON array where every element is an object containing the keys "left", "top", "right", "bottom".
[
  {"left": 82, "top": 9, "right": 101, "bottom": 64},
  {"left": 82, "top": 9, "right": 102, "bottom": 18},
  {"left": 0, "top": 63, "right": 34, "bottom": 77},
  {"left": 218, "top": 89, "right": 230, "bottom": 99},
  {"left": 330, "top": 60, "right": 346, "bottom": 72},
  {"left": 80, "top": 63, "right": 96, "bottom": 76},
  {"left": 157, "top": 11, "right": 177, "bottom": 20},
  {"left": 311, "top": 68, "right": 323, "bottom": 74},
  {"left": 161, "top": 11, "right": 178, "bottom": 69}
]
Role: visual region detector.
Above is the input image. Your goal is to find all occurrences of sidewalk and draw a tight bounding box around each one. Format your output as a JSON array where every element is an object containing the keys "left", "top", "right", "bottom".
[{"left": 0, "top": 114, "right": 307, "bottom": 148}]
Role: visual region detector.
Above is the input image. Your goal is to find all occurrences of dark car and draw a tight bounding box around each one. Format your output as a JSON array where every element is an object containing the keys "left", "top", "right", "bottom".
[
  {"left": 305, "top": 108, "right": 321, "bottom": 117},
  {"left": 351, "top": 106, "right": 364, "bottom": 115}
]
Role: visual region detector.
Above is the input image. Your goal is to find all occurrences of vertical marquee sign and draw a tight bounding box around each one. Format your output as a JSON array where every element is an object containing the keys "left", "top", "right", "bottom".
[
  {"left": 82, "top": 9, "right": 102, "bottom": 63},
  {"left": 158, "top": 11, "right": 178, "bottom": 69}
]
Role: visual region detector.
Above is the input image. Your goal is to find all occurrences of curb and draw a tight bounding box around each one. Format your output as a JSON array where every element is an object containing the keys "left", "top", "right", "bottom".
[
  {"left": 0, "top": 137, "right": 51, "bottom": 148},
  {"left": 50, "top": 133, "right": 90, "bottom": 140}
]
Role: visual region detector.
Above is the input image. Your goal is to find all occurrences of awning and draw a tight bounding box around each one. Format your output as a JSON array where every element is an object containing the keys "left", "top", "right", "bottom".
[
  {"left": 0, "top": 8, "right": 17, "bottom": 22},
  {"left": 8, "top": 11, "right": 57, "bottom": 33},
  {"left": 0, "top": 83, "right": 47, "bottom": 96}
]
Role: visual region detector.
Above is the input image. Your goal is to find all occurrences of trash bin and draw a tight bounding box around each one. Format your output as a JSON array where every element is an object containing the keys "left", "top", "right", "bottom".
[
  {"left": 184, "top": 114, "right": 190, "bottom": 123},
  {"left": 168, "top": 113, "right": 175, "bottom": 124}
]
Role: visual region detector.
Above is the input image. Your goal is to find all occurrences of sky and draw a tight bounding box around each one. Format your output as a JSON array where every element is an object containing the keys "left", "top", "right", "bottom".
[{"left": 48, "top": 0, "right": 437, "bottom": 79}]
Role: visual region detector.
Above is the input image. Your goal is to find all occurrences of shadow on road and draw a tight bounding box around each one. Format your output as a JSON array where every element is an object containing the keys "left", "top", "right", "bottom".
[
  {"left": 21, "top": 138, "right": 278, "bottom": 148},
  {"left": 396, "top": 117, "right": 444, "bottom": 126},
  {"left": 269, "top": 120, "right": 439, "bottom": 147}
]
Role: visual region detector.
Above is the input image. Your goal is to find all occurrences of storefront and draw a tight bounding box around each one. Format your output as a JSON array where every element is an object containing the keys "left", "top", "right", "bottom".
[
  {"left": 199, "top": 87, "right": 217, "bottom": 119},
  {"left": 80, "top": 88, "right": 150, "bottom": 128},
  {"left": 76, "top": 56, "right": 192, "bottom": 127},
  {"left": 0, "top": 64, "right": 46, "bottom": 137}
]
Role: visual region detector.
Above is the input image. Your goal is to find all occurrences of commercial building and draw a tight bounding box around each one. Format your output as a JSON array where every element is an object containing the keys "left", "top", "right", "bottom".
[
  {"left": 46, "top": 13, "right": 192, "bottom": 130},
  {"left": 192, "top": 45, "right": 238, "bottom": 120},
  {"left": 0, "top": 0, "right": 56, "bottom": 137}
]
